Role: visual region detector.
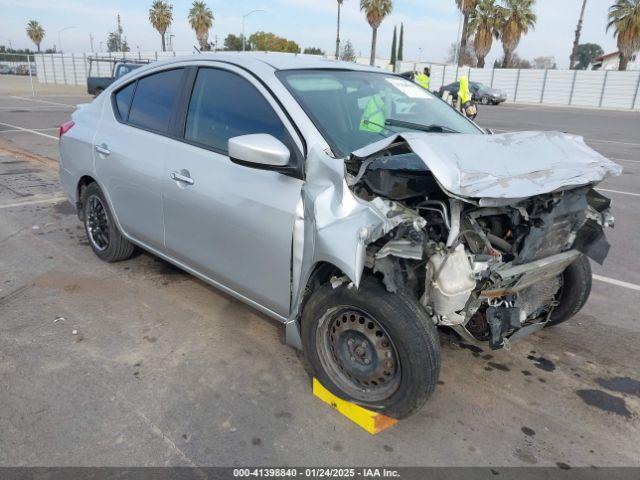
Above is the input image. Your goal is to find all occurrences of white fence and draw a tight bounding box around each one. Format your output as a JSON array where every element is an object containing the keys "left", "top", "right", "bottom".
[
  {"left": 31, "top": 51, "right": 183, "bottom": 86},
  {"left": 399, "top": 61, "right": 640, "bottom": 110},
  {"left": 5, "top": 53, "right": 639, "bottom": 110}
]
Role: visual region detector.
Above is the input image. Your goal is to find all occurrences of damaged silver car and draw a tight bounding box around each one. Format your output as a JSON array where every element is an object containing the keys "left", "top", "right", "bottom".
[{"left": 59, "top": 54, "right": 621, "bottom": 418}]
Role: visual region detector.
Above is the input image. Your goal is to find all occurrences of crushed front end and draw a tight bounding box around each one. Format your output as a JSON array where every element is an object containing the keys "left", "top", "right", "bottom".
[{"left": 345, "top": 132, "right": 620, "bottom": 350}]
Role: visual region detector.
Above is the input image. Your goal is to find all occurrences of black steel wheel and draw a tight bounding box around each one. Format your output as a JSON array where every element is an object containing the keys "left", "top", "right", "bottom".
[
  {"left": 317, "top": 308, "right": 401, "bottom": 402},
  {"left": 81, "top": 182, "right": 134, "bottom": 262},
  {"left": 301, "top": 276, "right": 441, "bottom": 419}
]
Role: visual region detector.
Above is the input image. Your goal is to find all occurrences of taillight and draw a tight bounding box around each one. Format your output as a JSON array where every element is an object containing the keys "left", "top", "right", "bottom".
[{"left": 59, "top": 121, "right": 75, "bottom": 138}]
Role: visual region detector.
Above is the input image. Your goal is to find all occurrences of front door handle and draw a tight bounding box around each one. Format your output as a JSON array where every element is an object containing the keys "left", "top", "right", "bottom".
[
  {"left": 170, "top": 171, "right": 194, "bottom": 185},
  {"left": 95, "top": 144, "right": 111, "bottom": 156}
]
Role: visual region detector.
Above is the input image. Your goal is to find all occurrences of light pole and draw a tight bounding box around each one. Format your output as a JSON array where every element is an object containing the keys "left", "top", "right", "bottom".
[
  {"left": 242, "top": 9, "right": 266, "bottom": 51},
  {"left": 57, "top": 26, "right": 76, "bottom": 53},
  {"left": 0, "top": 36, "right": 13, "bottom": 50}
]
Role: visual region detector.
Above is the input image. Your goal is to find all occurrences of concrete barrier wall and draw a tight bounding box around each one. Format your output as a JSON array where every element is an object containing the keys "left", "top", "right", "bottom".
[{"left": 399, "top": 61, "right": 640, "bottom": 110}]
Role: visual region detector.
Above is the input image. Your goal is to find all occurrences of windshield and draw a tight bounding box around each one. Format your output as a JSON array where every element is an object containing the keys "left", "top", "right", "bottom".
[{"left": 277, "top": 70, "right": 481, "bottom": 157}]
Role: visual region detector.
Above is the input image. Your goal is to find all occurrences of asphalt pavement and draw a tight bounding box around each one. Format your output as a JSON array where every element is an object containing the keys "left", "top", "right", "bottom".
[{"left": 0, "top": 89, "right": 639, "bottom": 468}]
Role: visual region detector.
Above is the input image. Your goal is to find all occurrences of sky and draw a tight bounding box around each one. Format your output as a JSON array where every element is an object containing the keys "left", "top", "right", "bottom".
[{"left": 1, "top": 0, "right": 619, "bottom": 68}]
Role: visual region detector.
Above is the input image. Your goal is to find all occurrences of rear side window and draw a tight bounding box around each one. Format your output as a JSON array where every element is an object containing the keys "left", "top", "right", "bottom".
[
  {"left": 114, "top": 82, "right": 135, "bottom": 121},
  {"left": 184, "top": 68, "right": 286, "bottom": 152},
  {"left": 128, "top": 68, "right": 184, "bottom": 133}
]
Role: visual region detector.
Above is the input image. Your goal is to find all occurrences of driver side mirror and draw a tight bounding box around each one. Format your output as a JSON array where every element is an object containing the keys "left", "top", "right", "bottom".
[{"left": 229, "top": 134, "right": 290, "bottom": 168}]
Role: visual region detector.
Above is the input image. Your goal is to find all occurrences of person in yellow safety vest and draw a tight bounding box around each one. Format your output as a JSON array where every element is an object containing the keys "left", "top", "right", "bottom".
[
  {"left": 414, "top": 67, "right": 431, "bottom": 91},
  {"left": 458, "top": 75, "right": 472, "bottom": 109},
  {"left": 359, "top": 93, "right": 388, "bottom": 133}
]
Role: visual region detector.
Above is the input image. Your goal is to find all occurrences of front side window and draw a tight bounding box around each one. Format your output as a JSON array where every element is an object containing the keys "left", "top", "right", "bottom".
[
  {"left": 184, "top": 68, "right": 287, "bottom": 153},
  {"left": 128, "top": 68, "right": 184, "bottom": 133},
  {"left": 278, "top": 70, "right": 481, "bottom": 158}
]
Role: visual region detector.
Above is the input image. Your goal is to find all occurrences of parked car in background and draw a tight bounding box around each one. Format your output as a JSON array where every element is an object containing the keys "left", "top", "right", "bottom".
[
  {"left": 59, "top": 53, "right": 620, "bottom": 419},
  {"left": 86, "top": 58, "right": 149, "bottom": 96},
  {"left": 0, "top": 64, "right": 12, "bottom": 75},
  {"left": 439, "top": 81, "right": 507, "bottom": 105},
  {"left": 14, "top": 64, "right": 37, "bottom": 76}
]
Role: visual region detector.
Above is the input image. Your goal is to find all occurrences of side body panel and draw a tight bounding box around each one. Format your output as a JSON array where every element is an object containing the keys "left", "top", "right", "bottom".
[{"left": 93, "top": 107, "right": 167, "bottom": 251}]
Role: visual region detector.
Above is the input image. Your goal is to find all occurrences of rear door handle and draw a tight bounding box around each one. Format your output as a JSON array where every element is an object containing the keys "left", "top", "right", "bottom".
[
  {"left": 170, "top": 171, "right": 194, "bottom": 185},
  {"left": 95, "top": 144, "right": 110, "bottom": 156}
]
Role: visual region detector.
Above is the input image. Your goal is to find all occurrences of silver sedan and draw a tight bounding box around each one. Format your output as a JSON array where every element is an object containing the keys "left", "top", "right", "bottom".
[{"left": 59, "top": 53, "right": 620, "bottom": 418}]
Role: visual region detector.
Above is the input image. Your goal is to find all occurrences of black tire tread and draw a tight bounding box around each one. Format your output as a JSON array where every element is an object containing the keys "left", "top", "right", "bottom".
[
  {"left": 301, "top": 276, "right": 441, "bottom": 419},
  {"left": 548, "top": 254, "right": 592, "bottom": 327},
  {"left": 82, "top": 182, "right": 134, "bottom": 263}
]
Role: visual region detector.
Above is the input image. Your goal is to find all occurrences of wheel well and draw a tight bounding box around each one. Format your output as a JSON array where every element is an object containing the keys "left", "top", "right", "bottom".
[
  {"left": 298, "top": 262, "right": 344, "bottom": 314},
  {"left": 76, "top": 175, "right": 96, "bottom": 220}
]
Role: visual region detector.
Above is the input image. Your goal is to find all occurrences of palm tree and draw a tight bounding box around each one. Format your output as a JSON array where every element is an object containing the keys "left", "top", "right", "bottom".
[
  {"left": 336, "top": 0, "right": 346, "bottom": 60},
  {"left": 498, "top": 0, "right": 537, "bottom": 68},
  {"left": 360, "top": 0, "right": 393, "bottom": 66},
  {"left": 469, "top": 0, "right": 501, "bottom": 68},
  {"left": 570, "top": 0, "right": 588, "bottom": 68},
  {"left": 188, "top": 1, "right": 214, "bottom": 51},
  {"left": 455, "top": 0, "right": 478, "bottom": 66},
  {"left": 149, "top": 0, "right": 173, "bottom": 52},
  {"left": 26, "top": 20, "right": 45, "bottom": 52},
  {"left": 607, "top": 0, "right": 640, "bottom": 71}
]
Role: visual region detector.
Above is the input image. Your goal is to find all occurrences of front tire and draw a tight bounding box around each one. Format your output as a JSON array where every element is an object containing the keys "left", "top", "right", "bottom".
[
  {"left": 481, "top": 95, "right": 490, "bottom": 105},
  {"left": 81, "top": 182, "right": 134, "bottom": 262},
  {"left": 547, "top": 254, "right": 592, "bottom": 327},
  {"left": 301, "top": 277, "right": 441, "bottom": 419}
]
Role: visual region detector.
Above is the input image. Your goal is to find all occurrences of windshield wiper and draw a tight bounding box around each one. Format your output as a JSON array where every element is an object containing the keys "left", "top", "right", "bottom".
[
  {"left": 385, "top": 118, "right": 459, "bottom": 133},
  {"left": 361, "top": 119, "right": 398, "bottom": 136}
]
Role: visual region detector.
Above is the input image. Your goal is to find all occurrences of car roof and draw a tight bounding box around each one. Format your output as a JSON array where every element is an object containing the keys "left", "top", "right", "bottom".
[{"left": 144, "top": 52, "right": 384, "bottom": 73}]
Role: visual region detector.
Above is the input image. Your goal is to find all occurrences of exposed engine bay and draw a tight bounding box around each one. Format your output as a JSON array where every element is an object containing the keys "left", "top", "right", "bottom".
[{"left": 345, "top": 137, "right": 617, "bottom": 350}]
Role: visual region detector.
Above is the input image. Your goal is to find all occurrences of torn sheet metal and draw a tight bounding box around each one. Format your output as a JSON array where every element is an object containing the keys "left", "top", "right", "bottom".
[
  {"left": 351, "top": 131, "right": 622, "bottom": 201},
  {"left": 288, "top": 143, "right": 417, "bottom": 325}
]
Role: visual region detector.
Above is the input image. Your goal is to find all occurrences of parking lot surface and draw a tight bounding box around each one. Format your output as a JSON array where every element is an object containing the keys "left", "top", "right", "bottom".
[{"left": 1, "top": 88, "right": 639, "bottom": 467}]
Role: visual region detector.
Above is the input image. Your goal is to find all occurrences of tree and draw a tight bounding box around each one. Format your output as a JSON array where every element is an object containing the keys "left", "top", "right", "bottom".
[
  {"left": 188, "top": 1, "right": 214, "bottom": 51},
  {"left": 398, "top": 22, "right": 404, "bottom": 61},
  {"left": 107, "top": 15, "right": 129, "bottom": 52},
  {"left": 575, "top": 43, "right": 604, "bottom": 69},
  {"left": 469, "top": 0, "right": 501, "bottom": 68},
  {"left": 360, "top": 0, "right": 393, "bottom": 66},
  {"left": 248, "top": 32, "right": 300, "bottom": 53},
  {"left": 336, "top": 0, "right": 346, "bottom": 59},
  {"left": 607, "top": 0, "right": 640, "bottom": 71},
  {"left": 303, "top": 47, "right": 325, "bottom": 55},
  {"left": 340, "top": 39, "right": 357, "bottom": 62},
  {"left": 149, "top": 0, "right": 173, "bottom": 52},
  {"left": 570, "top": 0, "right": 588, "bottom": 68},
  {"left": 26, "top": 20, "right": 45, "bottom": 53},
  {"left": 446, "top": 42, "right": 477, "bottom": 66},
  {"left": 390, "top": 26, "right": 397, "bottom": 66},
  {"left": 223, "top": 34, "right": 245, "bottom": 51},
  {"left": 509, "top": 52, "right": 531, "bottom": 68},
  {"left": 455, "top": 0, "right": 478, "bottom": 67},
  {"left": 531, "top": 55, "right": 556, "bottom": 69},
  {"left": 498, "top": 0, "right": 537, "bottom": 68}
]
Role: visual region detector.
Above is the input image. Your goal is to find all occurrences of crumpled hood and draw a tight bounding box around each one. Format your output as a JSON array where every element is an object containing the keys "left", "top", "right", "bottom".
[{"left": 350, "top": 131, "right": 622, "bottom": 202}]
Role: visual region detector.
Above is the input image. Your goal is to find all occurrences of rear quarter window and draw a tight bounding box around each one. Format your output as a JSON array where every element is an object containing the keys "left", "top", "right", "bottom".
[{"left": 114, "top": 82, "right": 135, "bottom": 121}]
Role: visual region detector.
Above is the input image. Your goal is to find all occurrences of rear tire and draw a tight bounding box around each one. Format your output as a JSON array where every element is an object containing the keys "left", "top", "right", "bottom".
[
  {"left": 81, "top": 182, "right": 134, "bottom": 263},
  {"left": 547, "top": 254, "right": 592, "bottom": 327},
  {"left": 301, "top": 276, "right": 441, "bottom": 419}
]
